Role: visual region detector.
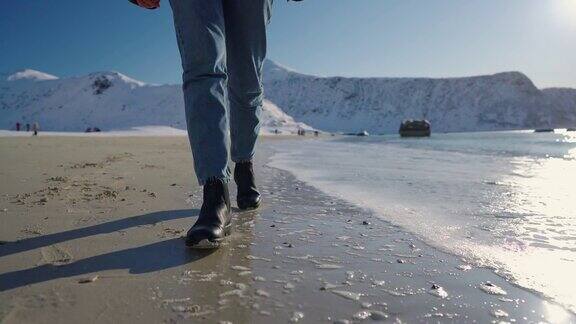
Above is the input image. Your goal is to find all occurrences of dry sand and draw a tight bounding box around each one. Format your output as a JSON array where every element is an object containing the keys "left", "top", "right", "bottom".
[{"left": 0, "top": 136, "right": 574, "bottom": 323}]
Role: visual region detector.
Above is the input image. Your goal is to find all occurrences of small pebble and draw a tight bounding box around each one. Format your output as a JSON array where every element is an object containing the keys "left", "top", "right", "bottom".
[
  {"left": 78, "top": 275, "right": 99, "bottom": 284},
  {"left": 352, "top": 310, "right": 371, "bottom": 320},
  {"left": 255, "top": 289, "right": 270, "bottom": 298},
  {"left": 331, "top": 290, "right": 361, "bottom": 301},
  {"left": 429, "top": 284, "right": 449, "bottom": 298},
  {"left": 457, "top": 264, "right": 472, "bottom": 271},
  {"left": 334, "top": 320, "right": 351, "bottom": 324},
  {"left": 290, "top": 311, "right": 305, "bottom": 322},
  {"left": 491, "top": 309, "right": 509, "bottom": 318},
  {"left": 284, "top": 282, "right": 295, "bottom": 290},
  {"left": 370, "top": 311, "right": 389, "bottom": 321},
  {"left": 479, "top": 282, "right": 507, "bottom": 296}
]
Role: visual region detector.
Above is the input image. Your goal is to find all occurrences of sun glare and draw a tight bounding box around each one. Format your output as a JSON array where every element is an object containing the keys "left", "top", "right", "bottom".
[{"left": 551, "top": 0, "right": 576, "bottom": 27}]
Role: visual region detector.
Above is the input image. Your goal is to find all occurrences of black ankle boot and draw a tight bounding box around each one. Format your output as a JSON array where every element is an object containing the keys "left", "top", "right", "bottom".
[
  {"left": 234, "top": 161, "right": 261, "bottom": 210},
  {"left": 186, "top": 179, "right": 231, "bottom": 248}
]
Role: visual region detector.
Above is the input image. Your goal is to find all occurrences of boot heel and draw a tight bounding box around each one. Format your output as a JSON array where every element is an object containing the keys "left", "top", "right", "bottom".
[{"left": 234, "top": 161, "right": 261, "bottom": 211}]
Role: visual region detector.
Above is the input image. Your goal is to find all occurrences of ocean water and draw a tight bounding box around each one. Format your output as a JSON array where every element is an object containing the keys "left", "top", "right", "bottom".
[{"left": 270, "top": 130, "right": 576, "bottom": 312}]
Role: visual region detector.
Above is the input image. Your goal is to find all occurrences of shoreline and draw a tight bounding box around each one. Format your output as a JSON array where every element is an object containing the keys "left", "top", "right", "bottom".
[
  {"left": 267, "top": 133, "right": 576, "bottom": 316},
  {"left": 0, "top": 127, "right": 316, "bottom": 138},
  {"left": 3, "top": 127, "right": 569, "bottom": 139},
  {"left": 0, "top": 136, "right": 573, "bottom": 323}
]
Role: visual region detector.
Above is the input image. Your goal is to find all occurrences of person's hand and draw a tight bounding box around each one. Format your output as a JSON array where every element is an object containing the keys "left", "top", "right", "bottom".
[{"left": 135, "top": 0, "right": 160, "bottom": 10}]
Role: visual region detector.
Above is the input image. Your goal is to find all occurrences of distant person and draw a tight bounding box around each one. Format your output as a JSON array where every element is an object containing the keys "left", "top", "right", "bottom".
[
  {"left": 32, "top": 122, "right": 39, "bottom": 136},
  {"left": 26, "top": 123, "right": 30, "bottom": 132},
  {"left": 130, "top": 0, "right": 279, "bottom": 248},
  {"left": 16, "top": 122, "right": 21, "bottom": 131}
]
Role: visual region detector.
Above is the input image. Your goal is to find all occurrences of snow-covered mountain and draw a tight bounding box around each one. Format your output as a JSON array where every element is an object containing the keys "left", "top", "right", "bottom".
[
  {"left": 0, "top": 69, "right": 311, "bottom": 134},
  {"left": 1, "top": 61, "right": 575, "bottom": 134},
  {"left": 6, "top": 69, "right": 58, "bottom": 82},
  {"left": 263, "top": 60, "right": 576, "bottom": 133},
  {"left": 541, "top": 88, "right": 576, "bottom": 127}
]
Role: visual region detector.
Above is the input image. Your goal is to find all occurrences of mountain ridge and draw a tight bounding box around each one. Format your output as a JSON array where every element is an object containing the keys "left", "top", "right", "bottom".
[
  {"left": 1, "top": 61, "right": 575, "bottom": 133},
  {"left": 262, "top": 60, "right": 576, "bottom": 133},
  {"left": 0, "top": 66, "right": 311, "bottom": 134}
]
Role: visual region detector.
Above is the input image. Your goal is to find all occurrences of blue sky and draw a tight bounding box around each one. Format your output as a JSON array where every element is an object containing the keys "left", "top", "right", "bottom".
[{"left": 1, "top": 0, "right": 575, "bottom": 88}]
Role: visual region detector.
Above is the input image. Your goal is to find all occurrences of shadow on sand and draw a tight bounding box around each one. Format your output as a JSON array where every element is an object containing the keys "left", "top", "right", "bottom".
[
  {"left": 0, "top": 209, "right": 212, "bottom": 292},
  {"left": 0, "top": 209, "right": 197, "bottom": 258}
]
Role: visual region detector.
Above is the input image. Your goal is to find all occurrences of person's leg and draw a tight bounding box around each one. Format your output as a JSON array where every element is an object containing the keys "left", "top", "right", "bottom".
[
  {"left": 223, "top": 0, "right": 271, "bottom": 163},
  {"left": 169, "top": 0, "right": 232, "bottom": 248},
  {"left": 169, "top": 0, "right": 230, "bottom": 185},
  {"left": 223, "top": 0, "right": 271, "bottom": 210}
]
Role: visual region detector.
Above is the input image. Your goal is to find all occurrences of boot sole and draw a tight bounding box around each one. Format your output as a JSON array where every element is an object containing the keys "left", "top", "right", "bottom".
[
  {"left": 188, "top": 239, "right": 223, "bottom": 249},
  {"left": 237, "top": 200, "right": 261, "bottom": 211},
  {"left": 186, "top": 224, "right": 232, "bottom": 249}
]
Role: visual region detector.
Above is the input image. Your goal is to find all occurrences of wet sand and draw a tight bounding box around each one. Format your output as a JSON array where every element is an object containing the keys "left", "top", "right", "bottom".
[{"left": 0, "top": 136, "right": 574, "bottom": 323}]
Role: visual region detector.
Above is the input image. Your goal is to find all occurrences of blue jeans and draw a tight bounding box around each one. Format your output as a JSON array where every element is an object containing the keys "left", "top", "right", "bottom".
[{"left": 169, "top": 0, "right": 272, "bottom": 185}]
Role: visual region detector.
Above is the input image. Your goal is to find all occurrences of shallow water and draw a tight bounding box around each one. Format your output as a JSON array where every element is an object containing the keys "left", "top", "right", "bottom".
[{"left": 270, "top": 130, "right": 576, "bottom": 312}]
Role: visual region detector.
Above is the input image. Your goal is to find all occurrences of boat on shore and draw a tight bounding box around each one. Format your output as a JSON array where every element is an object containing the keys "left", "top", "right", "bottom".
[{"left": 399, "top": 119, "right": 431, "bottom": 137}]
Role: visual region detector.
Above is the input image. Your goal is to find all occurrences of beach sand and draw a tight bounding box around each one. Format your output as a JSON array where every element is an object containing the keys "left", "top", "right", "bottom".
[{"left": 0, "top": 136, "right": 573, "bottom": 323}]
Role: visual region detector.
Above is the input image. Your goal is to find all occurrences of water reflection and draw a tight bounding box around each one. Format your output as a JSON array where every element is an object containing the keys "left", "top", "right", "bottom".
[{"left": 494, "top": 144, "right": 576, "bottom": 312}]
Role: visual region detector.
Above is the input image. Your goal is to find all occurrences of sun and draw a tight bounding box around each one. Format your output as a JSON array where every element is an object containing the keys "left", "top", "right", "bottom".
[{"left": 551, "top": 0, "right": 576, "bottom": 28}]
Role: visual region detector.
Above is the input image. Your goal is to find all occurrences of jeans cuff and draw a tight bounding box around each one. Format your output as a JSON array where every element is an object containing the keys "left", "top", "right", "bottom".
[
  {"left": 198, "top": 175, "right": 231, "bottom": 186},
  {"left": 233, "top": 158, "right": 253, "bottom": 164}
]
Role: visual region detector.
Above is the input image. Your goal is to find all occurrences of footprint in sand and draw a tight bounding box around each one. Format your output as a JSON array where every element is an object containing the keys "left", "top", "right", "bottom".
[{"left": 40, "top": 245, "right": 73, "bottom": 266}]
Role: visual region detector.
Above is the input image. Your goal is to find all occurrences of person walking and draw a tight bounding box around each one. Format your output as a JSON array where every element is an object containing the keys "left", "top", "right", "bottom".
[
  {"left": 131, "top": 0, "right": 271, "bottom": 248},
  {"left": 32, "top": 122, "right": 39, "bottom": 136}
]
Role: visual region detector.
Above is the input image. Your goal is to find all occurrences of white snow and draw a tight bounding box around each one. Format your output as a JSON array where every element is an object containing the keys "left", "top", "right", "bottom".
[
  {"left": 0, "top": 68, "right": 312, "bottom": 134},
  {"left": 1, "top": 61, "right": 574, "bottom": 134},
  {"left": 259, "top": 100, "right": 314, "bottom": 134},
  {"left": 88, "top": 71, "right": 147, "bottom": 88},
  {"left": 541, "top": 87, "right": 576, "bottom": 127},
  {"left": 262, "top": 60, "right": 576, "bottom": 133},
  {"left": 6, "top": 69, "right": 58, "bottom": 82}
]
